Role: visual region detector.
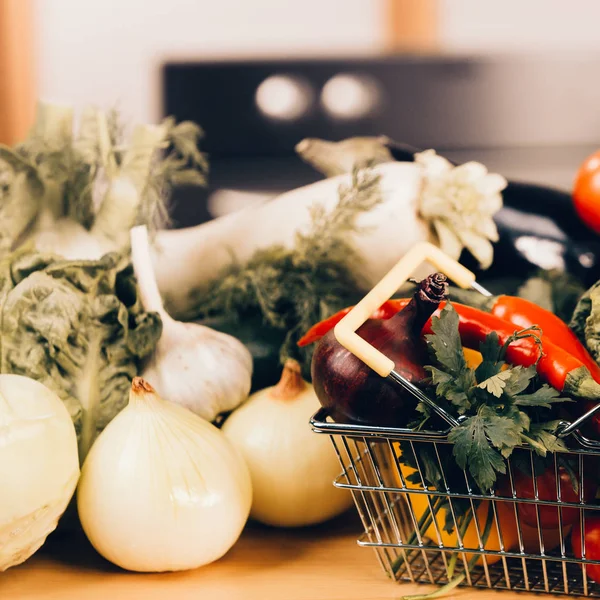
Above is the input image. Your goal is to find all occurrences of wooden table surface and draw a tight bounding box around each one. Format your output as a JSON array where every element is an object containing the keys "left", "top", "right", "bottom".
[{"left": 0, "top": 511, "right": 558, "bottom": 600}]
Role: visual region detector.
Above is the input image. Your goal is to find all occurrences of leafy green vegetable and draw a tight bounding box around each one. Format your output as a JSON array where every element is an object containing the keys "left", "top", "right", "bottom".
[
  {"left": 501, "top": 365, "right": 536, "bottom": 396},
  {"left": 0, "top": 250, "right": 162, "bottom": 459},
  {"left": 425, "top": 304, "right": 475, "bottom": 414},
  {"left": 426, "top": 303, "right": 466, "bottom": 374},
  {"left": 478, "top": 331, "right": 502, "bottom": 364},
  {"left": 450, "top": 409, "right": 511, "bottom": 491},
  {"left": 525, "top": 421, "right": 569, "bottom": 455},
  {"left": 517, "top": 270, "right": 586, "bottom": 323},
  {"left": 188, "top": 166, "right": 383, "bottom": 377},
  {"left": 570, "top": 280, "right": 600, "bottom": 363},
  {"left": 425, "top": 303, "right": 569, "bottom": 491},
  {"left": 513, "top": 386, "right": 566, "bottom": 409},
  {"left": 0, "top": 102, "right": 207, "bottom": 258},
  {"left": 476, "top": 370, "right": 512, "bottom": 397},
  {"left": 295, "top": 136, "right": 394, "bottom": 177}
]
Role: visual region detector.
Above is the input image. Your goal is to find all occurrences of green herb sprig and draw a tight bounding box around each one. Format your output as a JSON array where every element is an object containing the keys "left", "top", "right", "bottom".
[
  {"left": 425, "top": 303, "right": 570, "bottom": 492},
  {"left": 189, "top": 166, "right": 383, "bottom": 375}
]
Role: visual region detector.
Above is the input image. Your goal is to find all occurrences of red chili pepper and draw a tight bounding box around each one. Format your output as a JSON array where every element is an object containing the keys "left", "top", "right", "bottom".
[
  {"left": 439, "top": 302, "right": 591, "bottom": 395},
  {"left": 298, "top": 301, "right": 400, "bottom": 346},
  {"left": 450, "top": 289, "right": 599, "bottom": 377},
  {"left": 299, "top": 297, "right": 600, "bottom": 383},
  {"left": 299, "top": 300, "right": 600, "bottom": 401}
]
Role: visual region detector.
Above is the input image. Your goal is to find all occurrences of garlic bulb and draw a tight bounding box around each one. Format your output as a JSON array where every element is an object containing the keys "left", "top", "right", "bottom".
[
  {"left": 0, "top": 375, "right": 80, "bottom": 571},
  {"left": 130, "top": 225, "right": 252, "bottom": 421},
  {"left": 223, "top": 360, "right": 352, "bottom": 527},
  {"left": 77, "top": 378, "right": 252, "bottom": 572}
]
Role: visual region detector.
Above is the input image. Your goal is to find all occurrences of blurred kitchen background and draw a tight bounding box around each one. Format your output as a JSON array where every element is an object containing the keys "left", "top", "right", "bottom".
[{"left": 3, "top": 0, "right": 600, "bottom": 226}]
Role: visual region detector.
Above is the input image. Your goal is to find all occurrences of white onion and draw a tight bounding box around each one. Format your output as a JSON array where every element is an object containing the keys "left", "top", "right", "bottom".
[
  {"left": 223, "top": 360, "right": 352, "bottom": 527},
  {"left": 0, "top": 374, "right": 80, "bottom": 571},
  {"left": 77, "top": 378, "right": 252, "bottom": 572}
]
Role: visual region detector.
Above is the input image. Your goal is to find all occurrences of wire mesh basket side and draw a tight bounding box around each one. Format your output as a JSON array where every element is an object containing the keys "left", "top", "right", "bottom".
[{"left": 326, "top": 430, "right": 600, "bottom": 597}]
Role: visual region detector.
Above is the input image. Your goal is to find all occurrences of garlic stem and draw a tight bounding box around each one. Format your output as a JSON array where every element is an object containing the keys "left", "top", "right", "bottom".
[
  {"left": 32, "top": 103, "right": 74, "bottom": 220},
  {"left": 93, "top": 176, "right": 140, "bottom": 241},
  {"left": 271, "top": 360, "right": 306, "bottom": 401},
  {"left": 120, "top": 123, "right": 169, "bottom": 190},
  {"left": 95, "top": 109, "right": 117, "bottom": 176},
  {"left": 130, "top": 225, "right": 172, "bottom": 323}
]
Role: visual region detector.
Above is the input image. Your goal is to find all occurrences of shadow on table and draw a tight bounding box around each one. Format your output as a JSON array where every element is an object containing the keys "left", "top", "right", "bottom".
[{"left": 33, "top": 506, "right": 361, "bottom": 574}]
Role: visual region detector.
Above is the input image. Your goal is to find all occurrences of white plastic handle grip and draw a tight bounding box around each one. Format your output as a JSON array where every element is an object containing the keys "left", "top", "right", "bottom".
[{"left": 333, "top": 242, "right": 476, "bottom": 377}]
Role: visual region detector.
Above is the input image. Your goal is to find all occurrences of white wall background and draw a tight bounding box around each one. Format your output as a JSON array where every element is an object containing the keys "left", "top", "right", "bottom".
[
  {"left": 35, "top": 0, "right": 600, "bottom": 124},
  {"left": 35, "top": 0, "right": 383, "bottom": 123},
  {"left": 439, "top": 0, "right": 600, "bottom": 53}
]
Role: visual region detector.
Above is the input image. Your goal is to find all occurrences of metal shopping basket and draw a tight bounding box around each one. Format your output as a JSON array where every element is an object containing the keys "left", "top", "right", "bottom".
[{"left": 311, "top": 242, "right": 600, "bottom": 596}]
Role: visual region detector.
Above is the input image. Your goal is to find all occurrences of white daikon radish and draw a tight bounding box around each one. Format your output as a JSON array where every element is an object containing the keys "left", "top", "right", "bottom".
[{"left": 154, "top": 162, "right": 431, "bottom": 313}]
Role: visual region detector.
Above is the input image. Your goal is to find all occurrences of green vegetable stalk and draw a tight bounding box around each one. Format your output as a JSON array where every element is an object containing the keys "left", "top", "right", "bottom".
[{"left": 0, "top": 102, "right": 207, "bottom": 261}]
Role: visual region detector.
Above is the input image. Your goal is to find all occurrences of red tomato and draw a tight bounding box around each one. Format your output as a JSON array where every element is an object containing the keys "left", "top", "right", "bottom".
[
  {"left": 498, "top": 467, "right": 596, "bottom": 529},
  {"left": 572, "top": 515, "right": 600, "bottom": 583},
  {"left": 573, "top": 150, "right": 600, "bottom": 234}
]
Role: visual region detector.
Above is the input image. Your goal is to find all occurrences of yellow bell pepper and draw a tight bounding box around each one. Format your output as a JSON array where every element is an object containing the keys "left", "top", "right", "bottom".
[
  {"left": 390, "top": 447, "right": 515, "bottom": 565},
  {"left": 388, "top": 449, "right": 568, "bottom": 557},
  {"left": 463, "top": 347, "right": 483, "bottom": 369}
]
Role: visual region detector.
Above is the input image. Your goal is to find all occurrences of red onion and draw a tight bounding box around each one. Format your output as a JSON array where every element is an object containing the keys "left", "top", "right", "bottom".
[{"left": 311, "top": 273, "right": 448, "bottom": 426}]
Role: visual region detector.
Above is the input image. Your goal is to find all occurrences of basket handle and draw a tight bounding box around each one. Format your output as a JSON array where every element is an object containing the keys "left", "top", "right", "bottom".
[{"left": 334, "top": 242, "right": 476, "bottom": 377}]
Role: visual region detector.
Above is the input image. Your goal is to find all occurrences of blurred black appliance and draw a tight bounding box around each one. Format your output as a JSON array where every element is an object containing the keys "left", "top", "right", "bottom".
[{"left": 162, "top": 55, "right": 600, "bottom": 284}]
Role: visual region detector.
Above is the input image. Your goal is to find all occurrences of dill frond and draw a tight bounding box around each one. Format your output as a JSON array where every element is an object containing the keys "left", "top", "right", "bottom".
[{"left": 189, "top": 166, "right": 382, "bottom": 375}]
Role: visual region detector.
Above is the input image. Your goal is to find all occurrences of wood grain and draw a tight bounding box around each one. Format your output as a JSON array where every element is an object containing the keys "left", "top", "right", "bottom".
[
  {"left": 0, "top": 511, "right": 559, "bottom": 600},
  {"left": 0, "top": 0, "right": 35, "bottom": 144}
]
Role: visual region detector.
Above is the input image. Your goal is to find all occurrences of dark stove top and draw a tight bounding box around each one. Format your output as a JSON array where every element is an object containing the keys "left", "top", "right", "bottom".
[{"left": 162, "top": 55, "right": 600, "bottom": 227}]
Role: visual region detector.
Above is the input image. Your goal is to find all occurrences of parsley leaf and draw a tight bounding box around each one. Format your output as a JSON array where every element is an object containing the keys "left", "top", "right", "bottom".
[
  {"left": 474, "top": 331, "right": 505, "bottom": 383},
  {"left": 427, "top": 366, "right": 454, "bottom": 389},
  {"left": 514, "top": 385, "right": 569, "bottom": 409},
  {"left": 474, "top": 359, "right": 503, "bottom": 385},
  {"left": 449, "top": 412, "right": 508, "bottom": 491},
  {"left": 483, "top": 411, "right": 524, "bottom": 455},
  {"left": 477, "top": 370, "right": 512, "bottom": 397},
  {"left": 526, "top": 421, "right": 569, "bottom": 454},
  {"left": 425, "top": 303, "right": 465, "bottom": 375},
  {"left": 502, "top": 365, "right": 537, "bottom": 396},
  {"left": 449, "top": 404, "right": 529, "bottom": 490},
  {"left": 479, "top": 331, "right": 502, "bottom": 363},
  {"left": 419, "top": 300, "right": 571, "bottom": 494},
  {"left": 427, "top": 365, "right": 474, "bottom": 413}
]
